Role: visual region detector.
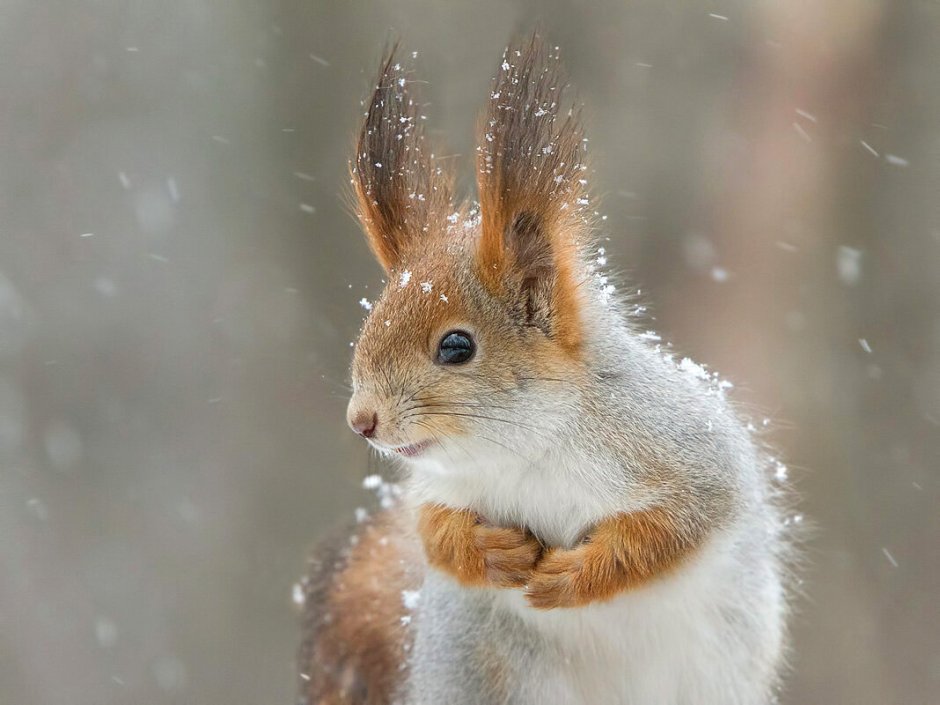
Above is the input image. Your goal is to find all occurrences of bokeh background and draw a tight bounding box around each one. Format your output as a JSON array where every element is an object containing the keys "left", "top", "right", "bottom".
[{"left": 1, "top": 1, "right": 938, "bottom": 703}]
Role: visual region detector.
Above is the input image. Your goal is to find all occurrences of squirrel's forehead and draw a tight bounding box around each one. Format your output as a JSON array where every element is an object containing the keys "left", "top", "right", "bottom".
[
  {"left": 366, "top": 278, "right": 466, "bottom": 333},
  {"left": 378, "top": 257, "right": 475, "bottom": 311}
]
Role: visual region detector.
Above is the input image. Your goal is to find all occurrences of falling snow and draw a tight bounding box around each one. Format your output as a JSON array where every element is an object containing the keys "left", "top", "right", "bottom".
[
  {"left": 836, "top": 246, "right": 863, "bottom": 285},
  {"left": 711, "top": 267, "right": 729, "bottom": 283}
]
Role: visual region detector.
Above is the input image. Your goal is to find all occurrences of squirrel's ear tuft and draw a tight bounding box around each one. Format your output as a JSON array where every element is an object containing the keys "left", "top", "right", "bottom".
[
  {"left": 352, "top": 47, "right": 453, "bottom": 273},
  {"left": 475, "top": 33, "right": 589, "bottom": 354}
]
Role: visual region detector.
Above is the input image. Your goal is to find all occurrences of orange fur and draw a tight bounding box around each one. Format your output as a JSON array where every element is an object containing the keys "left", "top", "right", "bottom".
[
  {"left": 298, "top": 506, "right": 422, "bottom": 705},
  {"left": 348, "top": 233, "right": 588, "bottom": 452},
  {"left": 525, "top": 507, "right": 704, "bottom": 609},
  {"left": 475, "top": 36, "right": 589, "bottom": 356},
  {"left": 418, "top": 504, "right": 543, "bottom": 588}
]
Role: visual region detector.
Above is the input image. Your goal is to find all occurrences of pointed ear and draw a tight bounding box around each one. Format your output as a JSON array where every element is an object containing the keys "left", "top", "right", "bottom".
[
  {"left": 352, "top": 47, "right": 453, "bottom": 273},
  {"left": 476, "top": 35, "right": 589, "bottom": 355}
]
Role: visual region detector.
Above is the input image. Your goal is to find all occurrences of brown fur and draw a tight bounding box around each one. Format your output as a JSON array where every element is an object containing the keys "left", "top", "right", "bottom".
[
  {"left": 346, "top": 37, "right": 597, "bottom": 452},
  {"left": 298, "top": 506, "right": 423, "bottom": 705},
  {"left": 418, "top": 503, "right": 543, "bottom": 588},
  {"left": 524, "top": 506, "right": 706, "bottom": 609},
  {"left": 352, "top": 47, "right": 454, "bottom": 274},
  {"left": 475, "top": 35, "right": 589, "bottom": 356},
  {"left": 346, "top": 221, "right": 590, "bottom": 454}
]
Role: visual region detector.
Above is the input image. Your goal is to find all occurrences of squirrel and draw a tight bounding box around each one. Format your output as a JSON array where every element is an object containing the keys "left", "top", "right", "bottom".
[{"left": 297, "top": 33, "right": 793, "bottom": 705}]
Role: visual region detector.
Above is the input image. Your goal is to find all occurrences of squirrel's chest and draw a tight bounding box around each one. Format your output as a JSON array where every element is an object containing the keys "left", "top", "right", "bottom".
[
  {"left": 487, "top": 472, "right": 613, "bottom": 548},
  {"left": 416, "top": 454, "right": 623, "bottom": 548}
]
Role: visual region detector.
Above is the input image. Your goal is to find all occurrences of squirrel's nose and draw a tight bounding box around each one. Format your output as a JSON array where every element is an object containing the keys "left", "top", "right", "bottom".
[{"left": 350, "top": 411, "right": 378, "bottom": 439}]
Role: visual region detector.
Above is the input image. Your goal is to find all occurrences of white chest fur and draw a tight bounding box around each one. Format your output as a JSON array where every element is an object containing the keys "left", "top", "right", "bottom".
[{"left": 409, "top": 445, "right": 630, "bottom": 548}]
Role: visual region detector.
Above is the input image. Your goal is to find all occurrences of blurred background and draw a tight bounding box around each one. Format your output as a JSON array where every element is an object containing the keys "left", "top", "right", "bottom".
[{"left": 1, "top": 1, "right": 937, "bottom": 703}]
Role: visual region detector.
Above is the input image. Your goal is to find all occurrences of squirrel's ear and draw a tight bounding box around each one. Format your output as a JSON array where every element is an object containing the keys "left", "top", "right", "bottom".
[
  {"left": 352, "top": 47, "right": 453, "bottom": 273},
  {"left": 475, "top": 34, "right": 589, "bottom": 355}
]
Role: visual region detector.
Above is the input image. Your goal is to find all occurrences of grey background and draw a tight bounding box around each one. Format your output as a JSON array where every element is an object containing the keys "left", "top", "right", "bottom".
[{"left": 1, "top": 1, "right": 938, "bottom": 703}]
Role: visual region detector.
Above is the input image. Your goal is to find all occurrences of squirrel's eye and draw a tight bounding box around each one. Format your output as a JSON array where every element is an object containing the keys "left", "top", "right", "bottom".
[{"left": 437, "top": 331, "right": 475, "bottom": 365}]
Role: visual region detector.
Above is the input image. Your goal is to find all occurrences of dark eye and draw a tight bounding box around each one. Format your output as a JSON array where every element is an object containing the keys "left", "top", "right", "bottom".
[{"left": 437, "top": 331, "right": 475, "bottom": 365}]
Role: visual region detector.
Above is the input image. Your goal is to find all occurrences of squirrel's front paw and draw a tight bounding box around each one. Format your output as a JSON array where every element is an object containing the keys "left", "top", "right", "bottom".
[
  {"left": 526, "top": 508, "right": 703, "bottom": 609},
  {"left": 418, "top": 504, "right": 541, "bottom": 588},
  {"left": 524, "top": 546, "right": 595, "bottom": 609},
  {"left": 475, "top": 523, "right": 543, "bottom": 587}
]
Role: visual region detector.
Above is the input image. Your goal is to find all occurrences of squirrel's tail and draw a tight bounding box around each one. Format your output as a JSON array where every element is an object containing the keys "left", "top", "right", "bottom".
[{"left": 296, "top": 505, "right": 423, "bottom": 705}]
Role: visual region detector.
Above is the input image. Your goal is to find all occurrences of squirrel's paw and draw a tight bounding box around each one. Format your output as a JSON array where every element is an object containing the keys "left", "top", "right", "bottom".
[
  {"left": 418, "top": 504, "right": 541, "bottom": 588},
  {"left": 525, "top": 545, "right": 613, "bottom": 609},
  {"left": 525, "top": 546, "right": 589, "bottom": 609},
  {"left": 475, "top": 524, "right": 542, "bottom": 588}
]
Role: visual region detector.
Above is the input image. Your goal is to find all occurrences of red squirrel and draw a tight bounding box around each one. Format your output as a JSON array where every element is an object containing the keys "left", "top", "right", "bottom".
[{"left": 298, "top": 33, "right": 793, "bottom": 705}]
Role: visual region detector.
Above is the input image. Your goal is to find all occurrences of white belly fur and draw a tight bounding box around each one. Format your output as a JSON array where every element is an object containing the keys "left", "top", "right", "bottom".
[{"left": 490, "top": 525, "right": 785, "bottom": 705}]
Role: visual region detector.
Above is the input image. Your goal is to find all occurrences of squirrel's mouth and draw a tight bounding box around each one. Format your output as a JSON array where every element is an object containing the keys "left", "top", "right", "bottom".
[{"left": 392, "top": 439, "right": 434, "bottom": 458}]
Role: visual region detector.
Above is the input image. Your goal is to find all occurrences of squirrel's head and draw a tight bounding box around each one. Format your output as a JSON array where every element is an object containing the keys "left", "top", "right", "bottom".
[{"left": 346, "top": 36, "right": 593, "bottom": 468}]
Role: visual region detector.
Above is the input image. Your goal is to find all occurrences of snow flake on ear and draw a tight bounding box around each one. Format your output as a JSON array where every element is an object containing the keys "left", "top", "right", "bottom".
[
  {"left": 398, "top": 270, "right": 412, "bottom": 287},
  {"left": 461, "top": 204, "right": 481, "bottom": 231},
  {"left": 359, "top": 298, "right": 373, "bottom": 311},
  {"left": 420, "top": 281, "right": 433, "bottom": 294}
]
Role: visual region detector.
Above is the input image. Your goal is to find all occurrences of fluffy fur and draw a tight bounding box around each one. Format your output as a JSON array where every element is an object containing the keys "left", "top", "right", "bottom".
[{"left": 299, "top": 33, "right": 793, "bottom": 705}]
